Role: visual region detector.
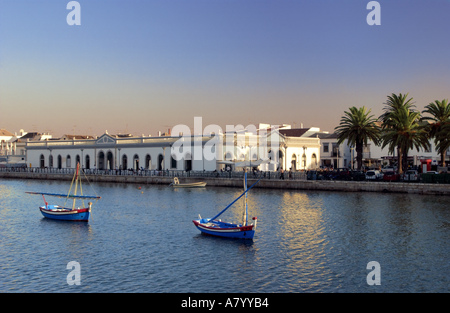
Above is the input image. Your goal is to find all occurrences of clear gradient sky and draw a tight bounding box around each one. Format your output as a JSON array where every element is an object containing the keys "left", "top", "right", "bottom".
[{"left": 0, "top": 0, "right": 449, "bottom": 137}]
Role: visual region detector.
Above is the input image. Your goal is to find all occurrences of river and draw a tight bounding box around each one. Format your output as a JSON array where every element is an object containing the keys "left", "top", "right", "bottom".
[{"left": 0, "top": 178, "right": 449, "bottom": 293}]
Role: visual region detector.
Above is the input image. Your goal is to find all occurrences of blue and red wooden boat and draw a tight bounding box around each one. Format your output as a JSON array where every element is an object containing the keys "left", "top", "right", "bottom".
[
  {"left": 38, "top": 204, "right": 92, "bottom": 222},
  {"left": 193, "top": 172, "right": 259, "bottom": 239},
  {"left": 193, "top": 217, "right": 258, "bottom": 239},
  {"left": 26, "top": 163, "right": 101, "bottom": 222}
]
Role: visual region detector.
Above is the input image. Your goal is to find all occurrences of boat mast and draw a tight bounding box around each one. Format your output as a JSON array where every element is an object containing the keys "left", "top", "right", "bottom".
[
  {"left": 242, "top": 171, "right": 248, "bottom": 226},
  {"left": 72, "top": 162, "right": 80, "bottom": 210},
  {"left": 208, "top": 177, "right": 261, "bottom": 223}
]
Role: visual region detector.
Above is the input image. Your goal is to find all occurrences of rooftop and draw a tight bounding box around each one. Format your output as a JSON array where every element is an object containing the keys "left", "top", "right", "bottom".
[{"left": 0, "top": 129, "right": 14, "bottom": 137}]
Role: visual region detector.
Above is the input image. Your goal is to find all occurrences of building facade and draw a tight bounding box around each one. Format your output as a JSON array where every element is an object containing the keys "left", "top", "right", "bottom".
[
  {"left": 26, "top": 133, "right": 219, "bottom": 172},
  {"left": 25, "top": 126, "right": 323, "bottom": 172}
]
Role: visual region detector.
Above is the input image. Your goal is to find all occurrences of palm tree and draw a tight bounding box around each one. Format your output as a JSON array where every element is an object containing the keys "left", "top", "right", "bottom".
[
  {"left": 380, "top": 93, "right": 413, "bottom": 173},
  {"left": 380, "top": 93, "right": 430, "bottom": 173},
  {"left": 437, "top": 119, "right": 450, "bottom": 167},
  {"left": 334, "top": 106, "right": 380, "bottom": 170},
  {"left": 379, "top": 93, "right": 415, "bottom": 124},
  {"left": 422, "top": 99, "right": 450, "bottom": 167}
]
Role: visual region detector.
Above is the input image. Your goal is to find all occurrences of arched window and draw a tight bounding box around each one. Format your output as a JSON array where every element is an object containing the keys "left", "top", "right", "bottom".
[
  {"left": 76, "top": 155, "right": 81, "bottom": 167},
  {"left": 98, "top": 151, "right": 105, "bottom": 170},
  {"left": 145, "top": 154, "right": 151, "bottom": 169},
  {"left": 157, "top": 154, "right": 164, "bottom": 171},
  {"left": 66, "top": 155, "right": 71, "bottom": 168},
  {"left": 184, "top": 153, "right": 192, "bottom": 171},
  {"left": 312, "top": 153, "right": 317, "bottom": 168},
  {"left": 107, "top": 151, "right": 114, "bottom": 170},
  {"left": 291, "top": 154, "right": 297, "bottom": 171},
  {"left": 40, "top": 154, "right": 45, "bottom": 168},
  {"left": 133, "top": 154, "right": 139, "bottom": 170},
  {"left": 171, "top": 154, "right": 177, "bottom": 169},
  {"left": 85, "top": 155, "right": 90, "bottom": 169},
  {"left": 122, "top": 154, "right": 128, "bottom": 170},
  {"left": 278, "top": 150, "right": 284, "bottom": 162}
]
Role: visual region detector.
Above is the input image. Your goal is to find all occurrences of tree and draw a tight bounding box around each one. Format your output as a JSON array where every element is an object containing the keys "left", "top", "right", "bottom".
[
  {"left": 334, "top": 106, "right": 380, "bottom": 170},
  {"left": 379, "top": 93, "right": 416, "bottom": 124},
  {"left": 380, "top": 93, "right": 430, "bottom": 173},
  {"left": 422, "top": 99, "right": 450, "bottom": 167},
  {"left": 437, "top": 120, "right": 450, "bottom": 167}
]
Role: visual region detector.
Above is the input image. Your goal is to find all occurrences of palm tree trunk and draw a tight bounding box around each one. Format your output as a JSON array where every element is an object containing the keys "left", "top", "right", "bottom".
[
  {"left": 442, "top": 149, "right": 446, "bottom": 167},
  {"left": 356, "top": 141, "right": 363, "bottom": 170},
  {"left": 402, "top": 149, "right": 408, "bottom": 173},
  {"left": 397, "top": 146, "right": 403, "bottom": 174}
]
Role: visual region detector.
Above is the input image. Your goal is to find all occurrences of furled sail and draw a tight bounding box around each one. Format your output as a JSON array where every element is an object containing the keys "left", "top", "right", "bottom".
[{"left": 25, "top": 191, "right": 101, "bottom": 200}]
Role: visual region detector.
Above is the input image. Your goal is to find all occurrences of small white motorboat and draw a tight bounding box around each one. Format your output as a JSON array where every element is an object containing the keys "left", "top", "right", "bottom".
[{"left": 170, "top": 177, "right": 206, "bottom": 188}]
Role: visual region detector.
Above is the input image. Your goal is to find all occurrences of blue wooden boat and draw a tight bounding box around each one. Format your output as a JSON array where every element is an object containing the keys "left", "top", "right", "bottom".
[
  {"left": 26, "top": 163, "right": 101, "bottom": 222},
  {"left": 38, "top": 204, "right": 92, "bottom": 222},
  {"left": 193, "top": 172, "right": 259, "bottom": 240},
  {"left": 193, "top": 217, "right": 257, "bottom": 239}
]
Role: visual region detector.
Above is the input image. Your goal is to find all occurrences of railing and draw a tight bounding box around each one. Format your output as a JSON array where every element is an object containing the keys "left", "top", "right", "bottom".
[
  {"left": 0, "top": 166, "right": 307, "bottom": 181},
  {"left": 5, "top": 167, "right": 448, "bottom": 184}
]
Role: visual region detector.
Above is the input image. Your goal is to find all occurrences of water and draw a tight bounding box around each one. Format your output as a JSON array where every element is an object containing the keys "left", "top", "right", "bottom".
[{"left": 0, "top": 178, "right": 449, "bottom": 293}]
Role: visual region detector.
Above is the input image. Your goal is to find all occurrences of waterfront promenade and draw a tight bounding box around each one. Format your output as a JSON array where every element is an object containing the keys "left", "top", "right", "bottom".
[{"left": 1, "top": 167, "right": 449, "bottom": 196}]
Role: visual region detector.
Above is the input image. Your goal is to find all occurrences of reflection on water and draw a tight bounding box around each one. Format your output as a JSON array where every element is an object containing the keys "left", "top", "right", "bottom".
[{"left": 0, "top": 179, "right": 449, "bottom": 292}]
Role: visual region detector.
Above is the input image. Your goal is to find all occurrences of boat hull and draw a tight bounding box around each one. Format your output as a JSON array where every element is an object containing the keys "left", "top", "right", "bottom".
[
  {"left": 193, "top": 219, "right": 255, "bottom": 239},
  {"left": 39, "top": 205, "right": 90, "bottom": 222},
  {"left": 172, "top": 182, "right": 207, "bottom": 188}
]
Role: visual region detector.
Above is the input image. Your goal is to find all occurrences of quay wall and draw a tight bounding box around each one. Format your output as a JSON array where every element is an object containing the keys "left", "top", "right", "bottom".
[{"left": 1, "top": 171, "right": 450, "bottom": 196}]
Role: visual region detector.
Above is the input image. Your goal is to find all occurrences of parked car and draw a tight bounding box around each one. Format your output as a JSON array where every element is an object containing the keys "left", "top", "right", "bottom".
[
  {"left": 365, "top": 170, "right": 382, "bottom": 180},
  {"left": 383, "top": 171, "right": 400, "bottom": 182},
  {"left": 336, "top": 168, "right": 351, "bottom": 181},
  {"left": 351, "top": 171, "right": 366, "bottom": 181},
  {"left": 403, "top": 170, "right": 419, "bottom": 182},
  {"left": 381, "top": 166, "right": 396, "bottom": 173}
]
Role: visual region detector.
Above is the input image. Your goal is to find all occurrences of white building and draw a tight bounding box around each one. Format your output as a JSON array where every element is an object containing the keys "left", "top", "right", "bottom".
[
  {"left": 316, "top": 133, "right": 352, "bottom": 169},
  {"left": 26, "top": 121, "right": 449, "bottom": 172},
  {"left": 276, "top": 128, "right": 321, "bottom": 171},
  {"left": 2, "top": 129, "right": 52, "bottom": 165},
  {"left": 25, "top": 124, "right": 323, "bottom": 172},
  {"left": 317, "top": 133, "right": 450, "bottom": 170},
  {"left": 0, "top": 129, "right": 15, "bottom": 164},
  {"left": 216, "top": 126, "right": 321, "bottom": 172},
  {"left": 26, "top": 133, "right": 218, "bottom": 171}
]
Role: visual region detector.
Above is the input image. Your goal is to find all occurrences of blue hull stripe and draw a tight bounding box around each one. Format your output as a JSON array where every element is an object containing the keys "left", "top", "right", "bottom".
[{"left": 40, "top": 208, "right": 90, "bottom": 222}]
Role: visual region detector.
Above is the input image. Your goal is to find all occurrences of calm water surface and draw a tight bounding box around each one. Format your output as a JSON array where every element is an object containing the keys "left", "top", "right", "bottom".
[{"left": 0, "top": 178, "right": 449, "bottom": 292}]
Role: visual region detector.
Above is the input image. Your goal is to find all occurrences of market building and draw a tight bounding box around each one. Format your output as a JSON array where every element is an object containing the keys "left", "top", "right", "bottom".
[
  {"left": 22, "top": 122, "right": 450, "bottom": 172},
  {"left": 25, "top": 124, "right": 323, "bottom": 172}
]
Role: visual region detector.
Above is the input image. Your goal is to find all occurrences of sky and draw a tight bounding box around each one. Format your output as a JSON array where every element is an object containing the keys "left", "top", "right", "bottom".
[{"left": 0, "top": 0, "right": 449, "bottom": 137}]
